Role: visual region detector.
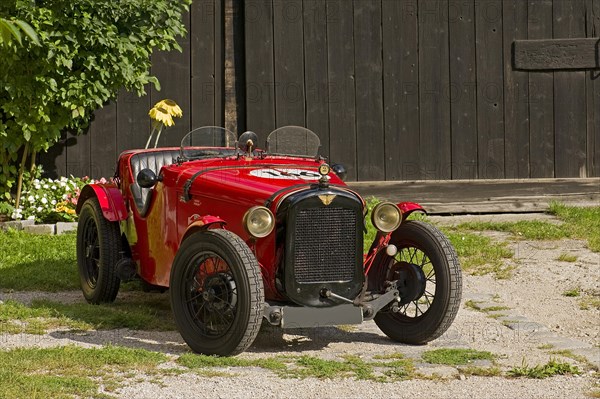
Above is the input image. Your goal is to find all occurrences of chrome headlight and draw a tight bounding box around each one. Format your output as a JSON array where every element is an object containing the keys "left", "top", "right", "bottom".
[
  {"left": 371, "top": 202, "right": 402, "bottom": 233},
  {"left": 243, "top": 206, "right": 275, "bottom": 238}
]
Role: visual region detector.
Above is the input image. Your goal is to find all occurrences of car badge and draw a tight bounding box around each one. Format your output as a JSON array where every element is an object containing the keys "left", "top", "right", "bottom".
[{"left": 318, "top": 194, "right": 336, "bottom": 206}]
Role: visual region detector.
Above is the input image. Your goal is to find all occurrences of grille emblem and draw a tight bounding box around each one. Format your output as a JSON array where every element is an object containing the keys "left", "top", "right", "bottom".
[{"left": 318, "top": 194, "right": 336, "bottom": 206}]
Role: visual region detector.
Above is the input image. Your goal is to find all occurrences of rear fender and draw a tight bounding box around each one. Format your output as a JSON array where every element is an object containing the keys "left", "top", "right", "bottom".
[
  {"left": 397, "top": 201, "right": 426, "bottom": 220},
  {"left": 76, "top": 184, "right": 128, "bottom": 222},
  {"left": 181, "top": 215, "right": 227, "bottom": 243}
]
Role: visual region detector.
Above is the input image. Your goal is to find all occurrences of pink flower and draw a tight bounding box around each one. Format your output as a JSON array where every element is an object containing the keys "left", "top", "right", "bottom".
[{"left": 99, "top": 177, "right": 108, "bottom": 184}]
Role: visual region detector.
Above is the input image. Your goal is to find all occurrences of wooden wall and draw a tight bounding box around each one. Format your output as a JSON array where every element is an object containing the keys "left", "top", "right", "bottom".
[{"left": 42, "top": 0, "right": 600, "bottom": 181}]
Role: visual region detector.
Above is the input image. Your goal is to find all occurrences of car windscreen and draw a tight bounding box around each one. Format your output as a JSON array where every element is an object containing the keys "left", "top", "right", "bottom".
[
  {"left": 266, "top": 126, "right": 321, "bottom": 158},
  {"left": 180, "top": 126, "right": 237, "bottom": 160}
]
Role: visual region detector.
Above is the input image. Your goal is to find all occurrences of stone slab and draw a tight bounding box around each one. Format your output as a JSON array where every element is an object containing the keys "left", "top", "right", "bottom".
[
  {"left": 23, "top": 224, "right": 56, "bottom": 235},
  {"left": 0, "top": 219, "right": 34, "bottom": 231},
  {"left": 56, "top": 222, "right": 77, "bottom": 235}
]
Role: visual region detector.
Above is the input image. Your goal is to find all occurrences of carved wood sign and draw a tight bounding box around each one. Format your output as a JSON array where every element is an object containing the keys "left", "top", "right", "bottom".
[{"left": 513, "top": 38, "right": 600, "bottom": 70}]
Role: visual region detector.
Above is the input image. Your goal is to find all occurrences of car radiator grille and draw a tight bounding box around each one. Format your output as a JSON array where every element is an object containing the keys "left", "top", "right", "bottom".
[{"left": 293, "top": 207, "right": 357, "bottom": 283}]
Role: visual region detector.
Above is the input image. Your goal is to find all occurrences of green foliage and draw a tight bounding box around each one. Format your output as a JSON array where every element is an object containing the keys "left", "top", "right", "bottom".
[
  {"left": 508, "top": 358, "right": 580, "bottom": 379},
  {"left": 549, "top": 203, "right": 600, "bottom": 251},
  {"left": 0, "top": 0, "right": 191, "bottom": 199},
  {"left": 0, "top": 16, "right": 39, "bottom": 46}
]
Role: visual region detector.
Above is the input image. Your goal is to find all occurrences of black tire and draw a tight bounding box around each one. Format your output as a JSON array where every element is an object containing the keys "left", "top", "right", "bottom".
[
  {"left": 170, "top": 229, "right": 264, "bottom": 356},
  {"left": 76, "top": 197, "right": 122, "bottom": 304},
  {"left": 371, "top": 221, "right": 462, "bottom": 344}
]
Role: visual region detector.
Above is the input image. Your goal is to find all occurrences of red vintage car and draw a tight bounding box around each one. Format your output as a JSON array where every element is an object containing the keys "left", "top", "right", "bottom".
[{"left": 76, "top": 126, "right": 462, "bottom": 356}]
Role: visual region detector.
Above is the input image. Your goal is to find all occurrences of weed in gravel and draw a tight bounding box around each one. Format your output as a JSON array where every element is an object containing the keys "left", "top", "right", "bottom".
[
  {"left": 508, "top": 358, "right": 580, "bottom": 379},
  {"left": 563, "top": 288, "right": 581, "bottom": 297},
  {"left": 459, "top": 365, "right": 502, "bottom": 377},
  {"left": 578, "top": 295, "right": 600, "bottom": 311},
  {"left": 0, "top": 230, "right": 78, "bottom": 291},
  {"left": 549, "top": 350, "right": 588, "bottom": 364},
  {"left": 464, "top": 300, "right": 509, "bottom": 313},
  {"left": 556, "top": 253, "right": 578, "bottom": 262},
  {"left": 537, "top": 344, "right": 555, "bottom": 350},
  {"left": 421, "top": 348, "right": 495, "bottom": 365},
  {"left": 0, "top": 345, "right": 168, "bottom": 399}
]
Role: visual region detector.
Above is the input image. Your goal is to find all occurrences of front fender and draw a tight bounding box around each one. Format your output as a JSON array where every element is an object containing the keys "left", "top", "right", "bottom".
[
  {"left": 76, "top": 184, "right": 128, "bottom": 222},
  {"left": 180, "top": 215, "right": 227, "bottom": 244},
  {"left": 397, "top": 201, "right": 426, "bottom": 220}
]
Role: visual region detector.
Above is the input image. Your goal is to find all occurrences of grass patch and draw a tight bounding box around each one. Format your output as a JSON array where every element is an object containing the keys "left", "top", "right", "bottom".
[
  {"left": 549, "top": 203, "right": 600, "bottom": 251},
  {"left": 457, "top": 220, "right": 568, "bottom": 240},
  {"left": 0, "top": 229, "right": 78, "bottom": 291},
  {"left": 537, "top": 344, "right": 555, "bottom": 350},
  {"left": 443, "top": 229, "right": 514, "bottom": 278},
  {"left": 549, "top": 350, "right": 588, "bottom": 364},
  {"left": 178, "top": 353, "right": 415, "bottom": 382},
  {"left": 562, "top": 288, "right": 581, "bottom": 297},
  {"left": 586, "top": 389, "right": 600, "bottom": 398},
  {"left": 556, "top": 253, "right": 578, "bottom": 262},
  {"left": 0, "top": 345, "right": 168, "bottom": 399},
  {"left": 0, "top": 296, "right": 175, "bottom": 334},
  {"left": 508, "top": 358, "right": 580, "bottom": 379},
  {"left": 421, "top": 348, "right": 495, "bottom": 366}
]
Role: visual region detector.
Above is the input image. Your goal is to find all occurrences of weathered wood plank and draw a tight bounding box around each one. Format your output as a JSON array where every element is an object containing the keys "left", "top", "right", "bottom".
[
  {"left": 382, "top": 0, "right": 420, "bottom": 181},
  {"left": 553, "top": 0, "right": 587, "bottom": 178},
  {"left": 528, "top": 0, "right": 554, "bottom": 177},
  {"left": 39, "top": 131, "right": 67, "bottom": 179},
  {"left": 354, "top": 0, "right": 384, "bottom": 181},
  {"left": 116, "top": 89, "right": 152, "bottom": 152},
  {"left": 303, "top": 0, "right": 330, "bottom": 158},
  {"left": 503, "top": 0, "right": 530, "bottom": 178},
  {"left": 476, "top": 0, "right": 504, "bottom": 179},
  {"left": 273, "top": 0, "right": 305, "bottom": 127},
  {"left": 448, "top": 0, "right": 477, "bottom": 179},
  {"left": 89, "top": 102, "right": 117, "bottom": 179},
  {"left": 214, "top": 0, "right": 225, "bottom": 128},
  {"left": 327, "top": 0, "right": 356, "bottom": 180},
  {"left": 244, "top": 0, "right": 275, "bottom": 145},
  {"left": 150, "top": 10, "right": 191, "bottom": 147},
  {"left": 191, "top": 0, "right": 216, "bottom": 129},
  {"left": 587, "top": 0, "right": 600, "bottom": 177},
  {"left": 514, "top": 38, "right": 600, "bottom": 70},
  {"left": 66, "top": 128, "right": 90, "bottom": 178},
  {"left": 419, "top": 0, "right": 451, "bottom": 180}
]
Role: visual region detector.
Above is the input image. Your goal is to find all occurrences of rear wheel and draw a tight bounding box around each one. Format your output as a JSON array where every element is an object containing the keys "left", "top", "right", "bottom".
[
  {"left": 370, "top": 221, "right": 462, "bottom": 344},
  {"left": 76, "top": 198, "right": 122, "bottom": 304},
  {"left": 170, "top": 229, "right": 264, "bottom": 356}
]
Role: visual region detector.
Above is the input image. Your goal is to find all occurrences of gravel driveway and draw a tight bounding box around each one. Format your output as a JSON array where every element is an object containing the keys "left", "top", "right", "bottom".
[{"left": 1, "top": 214, "right": 599, "bottom": 398}]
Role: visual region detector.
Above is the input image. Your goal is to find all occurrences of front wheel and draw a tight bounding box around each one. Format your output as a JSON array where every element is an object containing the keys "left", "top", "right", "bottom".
[
  {"left": 170, "top": 229, "right": 264, "bottom": 356},
  {"left": 370, "top": 221, "right": 462, "bottom": 344}
]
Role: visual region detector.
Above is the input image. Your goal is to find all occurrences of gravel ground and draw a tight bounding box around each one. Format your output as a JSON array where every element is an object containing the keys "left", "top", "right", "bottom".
[{"left": 1, "top": 213, "right": 599, "bottom": 398}]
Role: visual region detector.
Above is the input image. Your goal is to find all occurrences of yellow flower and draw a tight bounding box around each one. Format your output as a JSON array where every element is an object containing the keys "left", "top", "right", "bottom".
[{"left": 148, "top": 99, "right": 182, "bottom": 127}]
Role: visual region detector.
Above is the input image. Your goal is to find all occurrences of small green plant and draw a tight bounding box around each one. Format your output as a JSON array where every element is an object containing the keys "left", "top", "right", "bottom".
[
  {"left": 562, "top": 287, "right": 581, "bottom": 297},
  {"left": 579, "top": 295, "right": 600, "bottom": 311},
  {"left": 422, "top": 348, "right": 495, "bottom": 365},
  {"left": 556, "top": 253, "right": 577, "bottom": 262},
  {"left": 459, "top": 366, "right": 502, "bottom": 377},
  {"left": 508, "top": 358, "right": 580, "bottom": 379},
  {"left": 537, "top": 344, "right": 554, "bottom": 350},
  {"left": 549, "top": 350, "right": 588, "bottom": 364}
]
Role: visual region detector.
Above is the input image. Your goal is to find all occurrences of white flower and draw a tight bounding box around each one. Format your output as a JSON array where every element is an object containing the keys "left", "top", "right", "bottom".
[
  {"left": 37, "top": 206, "right": 43, "bottom": 212},
  {"left": 34, "top": 184, "right": 41, "bottom": 189},
  {"left": 34, "top": 179, "right": 40, "bottom": 184},
  {"left": 51, "top": 185, "right": 56, "bottom": 190},
  {"left": 27, "top": 216, "right": 35, "bottom": 220},
  {"left": 28, "top": 195, "right": 35, "bottom": 202},
  {"left": 43, "top": 184, "right": 49, "bottom": 189},
  {"left": 51, "top": 199, "right": 57, "bottom": 205},
  {"left": 59, "top": 182, "right": 66, "bottom": 187},
  {"left": 35, "top": 195, "right": 39, "bottom": 199},
  {"left": 41, "top": 198, "right": 48, "bottom": 204},
  {"left": 62, "top": 194, "right": 68, "bottom": 199}
]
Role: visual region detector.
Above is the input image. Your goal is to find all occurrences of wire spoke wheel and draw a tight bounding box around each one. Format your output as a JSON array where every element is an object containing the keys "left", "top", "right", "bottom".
[
  {"left": 370, "top": 221, "right": 462, "bottom": 344},
  {"left": 76, "top": 198, "right": 122, "bottom": 304},
  {"left": 170, "top": 229, "right": 264, "bottom": 356}
]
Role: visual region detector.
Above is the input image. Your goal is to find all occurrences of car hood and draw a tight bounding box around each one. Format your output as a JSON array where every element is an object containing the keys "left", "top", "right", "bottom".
[{"left": 176, "top": 159, "right": 347, "bottom": 208}]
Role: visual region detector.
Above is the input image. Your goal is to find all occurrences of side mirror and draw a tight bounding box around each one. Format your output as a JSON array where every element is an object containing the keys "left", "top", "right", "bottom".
[
  {"left": 332, "top": 164, "right": 347, "bottom": 181},
  {"left": 137, "top": 169, "right": 161, "bottom": 188}
]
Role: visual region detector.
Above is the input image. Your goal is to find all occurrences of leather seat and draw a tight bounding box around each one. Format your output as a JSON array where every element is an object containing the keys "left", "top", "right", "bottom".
[{"left": 129, "top": 150, "right": 180, "bottom": 216}]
